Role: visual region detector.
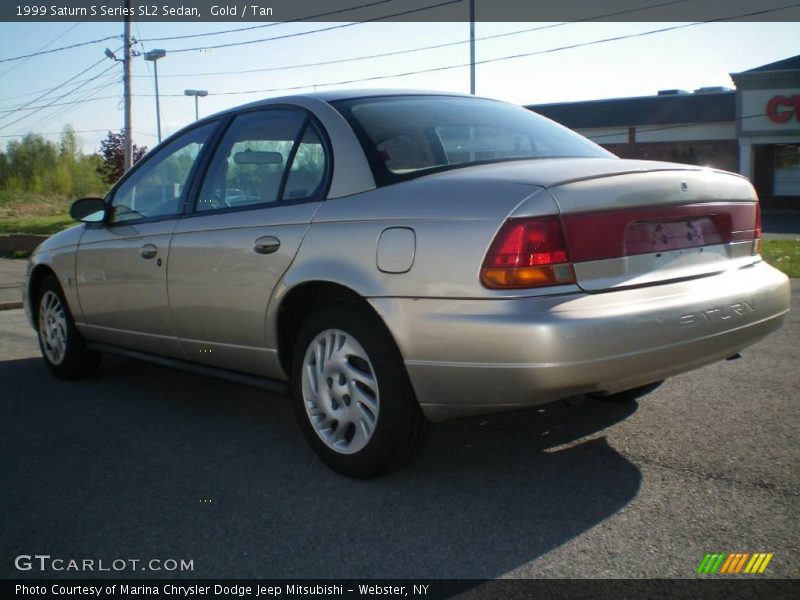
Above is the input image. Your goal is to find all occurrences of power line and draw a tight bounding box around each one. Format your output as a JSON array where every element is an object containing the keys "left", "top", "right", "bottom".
[
  {"left": 3, "top": 3, "right": 794, "bottom": 140},
  {"left": 146, "top": 3, "right": 800, "bottom": 99},
  {"left": 0, "top": 127, "right": 157, "bottom": 140},
  {"left": 0, "top": 110, "right": 781, "bottom": 154},
  {"left": 138, "top": 0, "right": 400, "bottom": 42},
  {"left": 142, "top": 0, "right": 695, "bottom": 80},
  {"left": 135, "top": 23, "right": 192, "bottom": 142},
  {"left": 0, "top": 34, "right": 120, "bottom": 64},
  {"left": 0, "top": 63, "right": 119, "bottom": 130},
  {"left": 0, "top": 128, "right": 113, "bottom": 139},
  {"left": 0, "top": 0, "right": 688, "bottom": 111},
  {"left": 0, "top": 85, "right": 89, "bottom": 105},
  {"left": 140, "top": 23, "right": 572, "bottom": 78},
  {"left": 22, "top": 72, "right": 121, "bottom": 132},
  {"left": 166, "top": 0, "right": 465, "bottom": 54},
  {"left": 0, "top": 0, "right": 690, "bottom": 102},
  {"left": 0, "top": 76, "right": 113, "bottom": 104},
  {"left": 0, "top": 1, "right": 410, "bottom": 100},
  {"left": 22, "top": 76, "right": 119, "bottom": 129},
  {"left": 0, "top": 56, "right": 111, "bottom": 123},
  {"left": 0, "top": 77, "right": 120, "bottom": 111},
  {"left": 0, "top": 95, "right": 120, "bottom": 113},
  {"left": 0, "top": 21, "right": 83, "bottom": 79}
]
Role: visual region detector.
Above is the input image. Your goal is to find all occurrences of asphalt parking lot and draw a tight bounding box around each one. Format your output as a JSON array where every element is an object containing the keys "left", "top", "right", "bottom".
[{"left": 0, "top": 283, "right": 798, "bottom": 580}]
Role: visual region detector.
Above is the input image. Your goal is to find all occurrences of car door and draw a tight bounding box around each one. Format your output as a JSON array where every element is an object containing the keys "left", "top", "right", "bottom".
[
  {"left": 75, "top": 121, "right": 218, "bottom": 357},
  {"left": 168, "top": 108, "right": 329, "bottom": 376}
]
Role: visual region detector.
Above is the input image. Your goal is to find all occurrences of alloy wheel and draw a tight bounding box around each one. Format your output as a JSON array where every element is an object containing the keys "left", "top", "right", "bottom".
[
  {"left": 301, "top": 329, "right": 380, "bottom": 455},
  {"left": 38, "top": 290, "right": 68, "bottom": 365}
]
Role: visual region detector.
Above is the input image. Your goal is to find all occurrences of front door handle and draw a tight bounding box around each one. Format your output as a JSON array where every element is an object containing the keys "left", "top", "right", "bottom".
[
  {"left": 254, "top": 236, "right": 280, "bottom": 255},
  {"left": 140, "top": 243, "right": 158, "bottom": 259}
]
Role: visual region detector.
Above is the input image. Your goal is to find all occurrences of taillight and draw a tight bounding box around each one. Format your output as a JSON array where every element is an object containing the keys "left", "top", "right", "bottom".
[
  {"left": 753, "top": 202, "right": 762, "bottom": 256},
  {"left": 481, "top": 216, "right": 576, "bottom": 289}
]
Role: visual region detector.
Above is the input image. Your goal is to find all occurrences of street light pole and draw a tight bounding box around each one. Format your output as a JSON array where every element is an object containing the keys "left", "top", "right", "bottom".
[
  {"left": 184, "top": 89, "right": 208, "bottom": 120},
  {"left": 143, "top": 49, "right": 166, "bottom": 143}
]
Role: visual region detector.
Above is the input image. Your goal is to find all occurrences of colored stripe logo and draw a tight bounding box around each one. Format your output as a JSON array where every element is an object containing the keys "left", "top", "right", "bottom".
[{"left": 696, "top": 552, "right": 773, "bottom": 574}]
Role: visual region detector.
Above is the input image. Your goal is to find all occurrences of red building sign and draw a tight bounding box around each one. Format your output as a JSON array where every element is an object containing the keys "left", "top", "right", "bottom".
[{"left": 767, "top": 95, "right": 800, "bottom": 123}]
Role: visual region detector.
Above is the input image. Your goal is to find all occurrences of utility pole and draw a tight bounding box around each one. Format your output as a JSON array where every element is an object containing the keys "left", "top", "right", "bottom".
[
  {"left": 122, "top": 0, "right": 132, "bottom": 172},
  {"left": 469, "top": 0, "right": 476, "bottom": 95}
]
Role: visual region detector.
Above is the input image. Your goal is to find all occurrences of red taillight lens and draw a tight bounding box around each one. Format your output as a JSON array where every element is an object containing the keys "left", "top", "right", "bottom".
[
  {"left": 753, "top": 202, "right": 762, "bottom": 256},
  {"left": 481, "top": 216, "right": 576, "bottom": 289}
]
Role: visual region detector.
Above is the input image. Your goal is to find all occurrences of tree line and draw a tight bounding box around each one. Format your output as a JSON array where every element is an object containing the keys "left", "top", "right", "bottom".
[{"left": 0, "top": 125, "right": 147, "bottom": 198}]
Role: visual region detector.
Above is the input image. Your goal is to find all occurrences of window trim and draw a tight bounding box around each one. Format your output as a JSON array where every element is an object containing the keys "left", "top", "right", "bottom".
[
  {"left": 183, "top": 105, "right": 333, "bottom": 219},
  {"left": 101, "top": 118, "right": 223, "bottom": 228}
]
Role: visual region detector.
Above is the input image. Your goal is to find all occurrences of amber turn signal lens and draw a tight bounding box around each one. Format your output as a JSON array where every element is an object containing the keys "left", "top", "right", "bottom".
[{"left": 481, "top": 264, "right": 576, "bottom": 289}]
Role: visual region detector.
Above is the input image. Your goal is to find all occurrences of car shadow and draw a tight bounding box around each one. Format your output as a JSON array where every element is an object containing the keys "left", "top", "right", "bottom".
[{"left": 0, "top": 355, "right": 641, "bottom": 579}]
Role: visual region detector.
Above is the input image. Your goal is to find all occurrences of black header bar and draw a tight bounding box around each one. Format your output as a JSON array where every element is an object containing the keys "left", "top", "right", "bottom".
[{"left": 2, "top": 0, "right": 800, "bottom": 23}]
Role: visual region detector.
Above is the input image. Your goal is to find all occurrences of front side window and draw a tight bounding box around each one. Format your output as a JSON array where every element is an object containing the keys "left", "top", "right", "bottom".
[
  {"left": 333, "top": 95, "right": 613, "bottom": 184},
  {"left": 109, "top": 122, "right": 216, "bottom": 223},
  {"left": 196, "top": 109, "right": 326, "bottom": 212}
]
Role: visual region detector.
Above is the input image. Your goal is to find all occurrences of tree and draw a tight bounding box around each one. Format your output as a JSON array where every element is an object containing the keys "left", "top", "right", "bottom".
[
  {"left": 97, "top": 131, "right": 147, "bottom": 186},
  {"left": 0, "top": 125, "right": 105, "bottom": 197},
  {"left": 3, "top": 133, "right": 58, "bottom": 193}
]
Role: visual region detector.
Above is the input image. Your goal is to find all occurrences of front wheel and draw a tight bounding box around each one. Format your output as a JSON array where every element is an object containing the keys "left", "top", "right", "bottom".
[
  {"left": 291, "top": 303, "right": 428, "bottom": 478},
  {"left": 36, "top": 274, "right": 101, "bottom": 379}
]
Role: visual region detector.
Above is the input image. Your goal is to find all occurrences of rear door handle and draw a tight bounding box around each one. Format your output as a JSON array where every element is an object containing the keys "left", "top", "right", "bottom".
[
  {"left": 254, "top": 236, "right": 280, "bottom": 255},
  {"left": 140, "top": 244, "right": 158, "bottom": 259}
]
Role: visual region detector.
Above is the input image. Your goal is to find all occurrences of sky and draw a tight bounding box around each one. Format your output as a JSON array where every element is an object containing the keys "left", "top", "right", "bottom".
[{"left": 0, "top": 9, "right": 798, "bottom": 154}]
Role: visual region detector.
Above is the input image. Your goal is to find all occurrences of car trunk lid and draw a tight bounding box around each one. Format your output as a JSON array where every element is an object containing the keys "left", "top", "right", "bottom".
[{"left": 545, "top": 167, "right": 760, "bottom": 292}]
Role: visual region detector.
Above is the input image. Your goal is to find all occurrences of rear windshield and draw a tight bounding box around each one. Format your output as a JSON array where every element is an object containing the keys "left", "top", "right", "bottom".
[{"left": 332, "top": 95, "right": 612, "bottom": 185}]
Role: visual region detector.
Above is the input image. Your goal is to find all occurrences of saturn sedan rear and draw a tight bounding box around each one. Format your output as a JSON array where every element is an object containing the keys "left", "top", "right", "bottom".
[{"left": 24, "top": 90, "right": 790, "bottom": 477}]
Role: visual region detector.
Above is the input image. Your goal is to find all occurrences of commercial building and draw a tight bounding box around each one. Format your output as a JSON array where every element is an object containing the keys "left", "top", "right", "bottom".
[{"left": 529, "top": 55, "right": 800, "bottom": 209}]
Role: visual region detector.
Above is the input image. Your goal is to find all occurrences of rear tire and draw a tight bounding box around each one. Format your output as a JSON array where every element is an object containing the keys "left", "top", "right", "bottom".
[
  {"left": 291, "top": 302, "right": 428, "bottom": 478},
  {"left": 36, "top": 274, "right": 101, "bottom": 379}
]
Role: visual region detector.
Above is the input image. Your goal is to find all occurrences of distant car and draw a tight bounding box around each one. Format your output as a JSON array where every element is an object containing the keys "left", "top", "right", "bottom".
[{"left": 24, "top": 90, "right": 790, "bottom": 477}]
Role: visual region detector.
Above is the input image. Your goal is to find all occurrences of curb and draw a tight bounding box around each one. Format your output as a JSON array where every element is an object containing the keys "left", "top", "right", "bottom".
[
  {"left": 0, "top": 234, "right": 48, "bottom": 254},
  {"left": 0, "top": 301, "right": 23, "bottom": 311}
]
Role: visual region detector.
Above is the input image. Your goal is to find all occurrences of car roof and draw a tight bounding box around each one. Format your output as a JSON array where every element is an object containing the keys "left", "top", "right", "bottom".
[
  {"left": 202, "top": 89, "right": 488, "bottom": 122},
  {"left": 282, "top": 88, "right": 473, "bottom": 102}
]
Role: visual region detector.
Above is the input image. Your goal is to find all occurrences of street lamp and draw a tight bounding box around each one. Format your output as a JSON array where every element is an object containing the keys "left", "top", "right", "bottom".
[
  {"left": 143, "top": 49, "right": 166, "bottom": 143},
  {"left": 184, "top": 89, "right": 208, "bottom": 120}
]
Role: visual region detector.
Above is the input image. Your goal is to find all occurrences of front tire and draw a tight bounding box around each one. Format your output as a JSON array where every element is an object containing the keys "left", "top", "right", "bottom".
[
  {"left": 36, "top": 274, "right": 101, "bottom": 379},
  {"left": 291, "top": 302, "right": 428, "bottom": 478}
]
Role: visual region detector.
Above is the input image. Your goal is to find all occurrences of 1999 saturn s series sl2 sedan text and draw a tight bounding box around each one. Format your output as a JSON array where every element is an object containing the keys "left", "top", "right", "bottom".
[{"left": 24, "top": 90, "right": 791, "bottom": 477}]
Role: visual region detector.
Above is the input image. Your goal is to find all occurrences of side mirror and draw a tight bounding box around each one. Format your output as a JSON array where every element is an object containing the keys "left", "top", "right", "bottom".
[{"left": 69, "top": 197, "right": 106, "bottom": 223}]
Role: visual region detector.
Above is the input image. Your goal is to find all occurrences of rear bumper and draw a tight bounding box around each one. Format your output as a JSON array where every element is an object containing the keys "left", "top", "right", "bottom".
[{"left": 369, "top": 260, "right": 790, "bottom": 421}]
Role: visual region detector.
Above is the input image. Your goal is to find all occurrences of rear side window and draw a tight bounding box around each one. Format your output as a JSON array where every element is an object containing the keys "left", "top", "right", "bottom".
[
  {"left": 283, "top": 126, "right": 326, "bottom": 200},
  {"left": 196, "top": 109, "right": 326, "bottom": 212}
]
